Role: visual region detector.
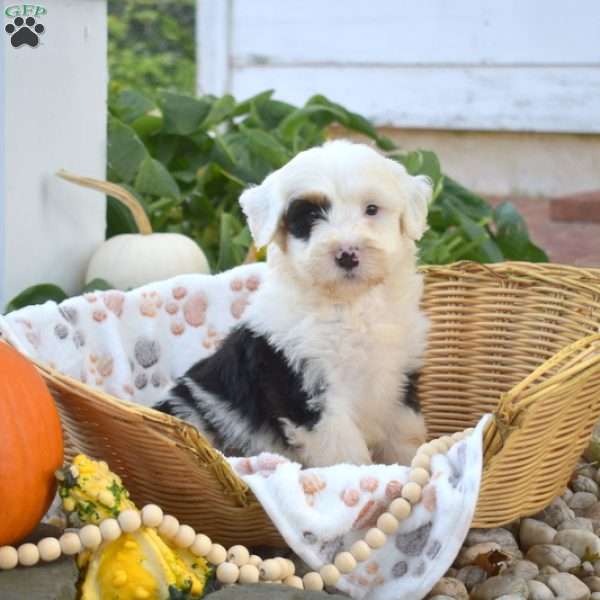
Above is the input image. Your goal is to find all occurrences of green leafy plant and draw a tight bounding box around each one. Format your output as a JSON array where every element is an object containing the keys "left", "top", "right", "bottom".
[
  {"left": 105, "top": 88, "right": 547, "bottom": 271},
  {"left": 107, "top": 0, "right": 195, "bottom": 97},
  {"left": 3, "top": 89, "right": 547, "bottom": 314}
]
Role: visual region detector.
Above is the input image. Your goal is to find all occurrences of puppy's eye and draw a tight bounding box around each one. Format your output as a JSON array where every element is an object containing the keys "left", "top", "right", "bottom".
[{"left": 365, "top": 204, "right": 379, "bottom": 216}]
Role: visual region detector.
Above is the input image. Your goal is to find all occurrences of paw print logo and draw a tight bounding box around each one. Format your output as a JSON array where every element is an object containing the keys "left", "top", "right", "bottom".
[{"left": 5, "top": 16, "right": 45, "bottom": 48}]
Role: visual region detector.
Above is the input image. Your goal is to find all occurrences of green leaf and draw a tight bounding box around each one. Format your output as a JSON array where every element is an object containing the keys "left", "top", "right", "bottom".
[
  {"left": 110, "top": 89, "right": 163, "bottom": 137},
  {"left": 135, "top": 156, "right": 180, "bottom": 198},
  {"left": 201, "top": 94, "right": 236, "bottom": 129},
  {"left": 5, "top": 284, "right": 68, "bottom": 313},
  {"left": 493, "top": 202, "right": 548, "bottom": 262},
  {"left": 451, "top": 207, "right": 504, "bottom": 263},
  {"left": 107, "top": 116, "right": 149, "bottom": 183},
  {"left": 239, "top": 126, "right": 291, "bottom": 167},
  {"left": 159, "top": 92, "right": 212, "bottom": 135},
  {"left": 82, "top": 278, "right": 113, "bottom": 293},
  {"left": 233, "top": 90, "right": 274, "bottom": 117},
  {"left": 217, "top": 212, "right": 246, "bottom": 271}
]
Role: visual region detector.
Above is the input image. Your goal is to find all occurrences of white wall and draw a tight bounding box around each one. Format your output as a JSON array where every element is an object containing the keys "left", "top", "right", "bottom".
[
  {"left": 197, "top": 0, "right": 600, "bottom": 133},
  {"left": 1, "top": 0, "right": 107, "bottom": 308}
]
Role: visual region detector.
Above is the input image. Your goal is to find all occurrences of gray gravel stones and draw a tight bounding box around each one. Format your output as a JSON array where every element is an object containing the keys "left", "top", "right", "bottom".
[
  {"left": 457, "top": 566, "right": 489, "bottom": 590},
  {"left": 427, "top": 456, "right": 600, "bottom": 599},
  {"left": 526, "top": 544, "right": 581, "bottom": 571},
  {"left": 470, "top": 576, "right": 529, "bottom": 600},
  {"left": 501, "top": 560, "right": 539, "bottom": 580},
  {"left": 570, "top": 492, "right": 599, "bottom": 514},
  {"left": 527, "top": 580, "right": 554, "bottom": 600},
  {"left": 533, "top": 497, "right": 575, "bottom": 528},
  {"left": 553, "top": 529, "right": 600, "bottom": 558},
  {"left": 557, "top": 517, "right": 594, "bottom": 532},
  {"left": 520, "top": 519, "right": 557, "bottom": 550},
  {"left": 429, "top": 578, "right": 469, "bottom": 600},
  {"left": 546, "top": 573, "right": 591, "bottom": 599}
]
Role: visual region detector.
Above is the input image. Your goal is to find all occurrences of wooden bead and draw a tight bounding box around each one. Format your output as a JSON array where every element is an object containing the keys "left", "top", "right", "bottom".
[
  {"left": 439, "top": 435, "right": 454, "bottom": 450},
  {"left": 275, "top": 557, "right": 291, "bottom": 578},
  {"left": 284, "top": 558, "right": 296, "bottom": 577},
  {"left": 59, "top": 532, "right": 82, "bottom": 555},
  {"left": 216, "top": 561, "right": 240, "bottom": 584},
  {"left": 190, "top": 534, "right": 212, "bottom": 557},
  {"left": 38, "top": 537, "right": 61, "bottom": 562},
  {"left": 320, "top": 563, "right": 341, "bottom": 586},
  {"left": 350, "top": 540, "right": 371, "bottom": 562},
  {"left": 451, "top": 431, "right": 465, "bottom": 442},
  {"left": 402, "top": 482, "right": 422, "bottom": 504},
  {"left": 260, "top": 558, "right": 281, "bottom": 581},
  {"left": 429, "top": 439, "right": 446, "bottom": 455},
  {"left": 365, "top": 528, "right": 387, "bottom": 549},
  {"left": 409, "top": 467, "right": 430, "bottom": 486},
  {"left": 227, "top": 545, "right": 250, "bottom": 566},
  {"left": 174, "top": 525, "right": 196, "bottom": 548},
  {"left": 248, "top": 554, "right": 262, "bottom": 567},
  {"left": 18, "top": 543, "right": 39, "bottom": 566},
  {"left": 0, "top": 546, "right": 18, "bottom": 570},
  {"left": 141, "top": 504, "right": 163, "bottom": 528},
  {"left": 158, "top": 515, "right": 179, "bottom": 539},
  {"left": 417, "top": 442, "right": 436, "bottom": 457},
  {"left": 411, "top": 453, "right": 431, "bottom": 470},
  {"left": 118, "top": 509, "right": 142, "bottom": 533},
  {"left": 284, "top": 575, "right": 304, "bottom": 589},
  {"left": 79, "top": 525, "right": 102, "bottom": 550},
  {"left": 334, "top": 551, "right": 356, "bottom": 574},
  {"left": 303, "top": 571, "right": 324, "bottom": 591},
  {"left": 239, "top": 563, "right": 260, "bottom": 584},
  {"left": 99, "top": 518, "right": 122, "bottom": 542},
  {"left": 206, "top": 544, "right": 227, "bottom": 565},
  {"left": 390, "top": 497, "right": 412, "bottom": 520},
  {"left": 377, "top": 512, "right": 399, "bottom": 535}
]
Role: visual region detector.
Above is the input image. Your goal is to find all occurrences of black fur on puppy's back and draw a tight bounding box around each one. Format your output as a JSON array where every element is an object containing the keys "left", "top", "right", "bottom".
[{"left": 154, "top": 325, "right": 323, "bottom": 454}]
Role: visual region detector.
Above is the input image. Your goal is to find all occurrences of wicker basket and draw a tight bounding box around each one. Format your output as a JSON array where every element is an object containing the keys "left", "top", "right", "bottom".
[{"left": 32, "top": 261, "right": 600, "bottom": 548}]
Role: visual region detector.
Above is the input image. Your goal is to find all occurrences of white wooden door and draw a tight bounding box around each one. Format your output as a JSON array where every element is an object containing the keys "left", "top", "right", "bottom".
[{"left": 197, "top": 0, "right": 600, "bottom": 133}]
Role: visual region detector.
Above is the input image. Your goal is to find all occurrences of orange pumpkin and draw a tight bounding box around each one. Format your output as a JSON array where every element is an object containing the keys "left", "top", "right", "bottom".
[{"left": 0, "top": 342, "right": 64, "bottom": 545}]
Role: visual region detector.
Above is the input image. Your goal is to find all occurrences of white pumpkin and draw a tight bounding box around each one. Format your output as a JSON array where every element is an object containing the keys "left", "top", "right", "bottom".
[{"left": 58, "top": 171, "right": 210, "bottom": 290}]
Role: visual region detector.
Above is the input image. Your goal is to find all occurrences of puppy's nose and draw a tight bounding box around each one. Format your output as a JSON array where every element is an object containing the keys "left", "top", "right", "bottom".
[{"left": 335, "top": 249, "right": 360, "bottom": 271}]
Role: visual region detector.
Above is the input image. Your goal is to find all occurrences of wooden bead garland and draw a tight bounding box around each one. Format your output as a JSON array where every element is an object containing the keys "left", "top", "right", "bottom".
[
  {"left": 190, "top": 533, "right": 212, "bottom": 557},
  {"left": 99, "top": 518, "right": 122, "bottom": 542},
  {"left": 239, "top": 563, "right": 260, "bottom": 584},
  {"left": 0, "top": 427, "right": 471, "bottom": 593},
  {"left": 350, "top": 540, "right": 371, "bottom": 561},
  {"left": 18, "top": 543, "right": 39, "bottom": 567},
  {"left": 216, "top": 561, "right": 240, "bottom": 584},
  {"left": 38, "top": 537, "right": 61, "bottom": 562},
  {"left": 376, "top": 512, "right": 399, "bottom": 535},
  {"left": 157, "top": 514, "right": 179, "bottom": 539},
  {"left": 365, "top": 527, "right": 387, "bottom": 549},
  {"left": 174, "top": 524, "right": 196, "bottom": 548},
  {"left": 206, "top": 543, "right": 227, "bottom": 566}
]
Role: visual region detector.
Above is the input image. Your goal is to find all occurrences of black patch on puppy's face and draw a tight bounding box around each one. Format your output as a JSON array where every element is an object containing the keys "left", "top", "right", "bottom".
[{"left": 285, "top": 197, "right": 331, "bottom": 241}]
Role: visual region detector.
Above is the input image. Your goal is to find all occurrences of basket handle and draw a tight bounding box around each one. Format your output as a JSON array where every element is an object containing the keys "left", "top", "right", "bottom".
[{"left": 482, "top": 332, "right": 600, "bottom": 465}]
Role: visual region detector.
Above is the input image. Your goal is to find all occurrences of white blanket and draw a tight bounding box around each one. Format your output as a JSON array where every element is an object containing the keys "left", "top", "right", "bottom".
[{"left": 0, "top": 264, "right": 486, "bottom": 600}]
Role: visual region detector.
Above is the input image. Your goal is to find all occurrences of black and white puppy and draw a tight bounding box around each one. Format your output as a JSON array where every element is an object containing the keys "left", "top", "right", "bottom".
[{"left": 155, "top": 140, "right": 431, "bottom": 467}]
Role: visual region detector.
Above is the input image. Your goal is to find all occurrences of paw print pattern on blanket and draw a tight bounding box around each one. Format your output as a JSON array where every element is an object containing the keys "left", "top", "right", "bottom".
[{"left": 0, "top": 267, "right": 486, "bottom": 600}]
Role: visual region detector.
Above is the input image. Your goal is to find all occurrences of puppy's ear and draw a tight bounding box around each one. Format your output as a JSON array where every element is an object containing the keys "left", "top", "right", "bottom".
[
  {"left": 401, "top": 175, "right": 432, "bottom": 241},
  {"left": 239, "top": 178, "right": 285, "bottom": 249}
]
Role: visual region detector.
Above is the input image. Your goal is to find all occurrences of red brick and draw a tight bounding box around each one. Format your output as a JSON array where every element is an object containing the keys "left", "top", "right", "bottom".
[{"left": 549, "top": 190, "right": 600, "bottom": 223}]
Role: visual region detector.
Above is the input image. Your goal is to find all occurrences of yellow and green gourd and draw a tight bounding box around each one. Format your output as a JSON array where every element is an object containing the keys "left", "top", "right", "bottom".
[{"left": 57, "top": 455, "right": 210, "bottom": 600}]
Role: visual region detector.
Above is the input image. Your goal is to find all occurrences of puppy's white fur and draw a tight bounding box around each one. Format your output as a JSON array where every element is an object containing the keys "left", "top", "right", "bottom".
[{"left": 239, "top": 140, "right": 431, "bottom": 466}]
